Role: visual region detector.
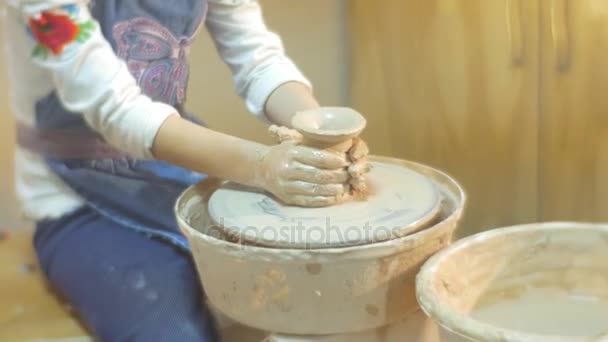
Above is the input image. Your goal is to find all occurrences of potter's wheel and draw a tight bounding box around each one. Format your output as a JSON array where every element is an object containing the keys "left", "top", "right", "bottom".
[
  {"left": 176, "top": 155, "right": 466, "bottom": 335},
  {"left": 208, "top": 160, "right": 442, "bottom": 248}
]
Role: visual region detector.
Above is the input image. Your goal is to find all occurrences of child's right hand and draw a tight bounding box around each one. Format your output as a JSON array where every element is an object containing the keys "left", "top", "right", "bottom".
[
  {"left": 152, "top": 116, "right": 356, "bottom": 207},
  {"left": 255, "top": 140, "right": 350, "bottom": 207}
]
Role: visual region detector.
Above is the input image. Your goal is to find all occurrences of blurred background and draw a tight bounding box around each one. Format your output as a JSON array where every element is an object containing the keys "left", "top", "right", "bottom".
[
  {"left": 1, "top": 1, "right": 608, "bottom": 340},
  {"left": 2, "top": 0, "right": 608, "bottom": 237}
]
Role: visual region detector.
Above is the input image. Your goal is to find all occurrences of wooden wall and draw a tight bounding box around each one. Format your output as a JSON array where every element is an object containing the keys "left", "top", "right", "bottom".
[
  {"left": 538, "top": 0, "right": 608, "bottom": 222},
  {"left": 350, "top": 0, "right": 608, "bottom": 235}
]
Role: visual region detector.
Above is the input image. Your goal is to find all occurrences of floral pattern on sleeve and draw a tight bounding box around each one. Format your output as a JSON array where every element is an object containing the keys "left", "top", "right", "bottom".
[{"left": 27, "top": 4, "right": 96, "bottom": 59}]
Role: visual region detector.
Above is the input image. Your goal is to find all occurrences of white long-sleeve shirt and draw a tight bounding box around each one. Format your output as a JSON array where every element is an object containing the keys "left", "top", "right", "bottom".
[{"left": 3, "top": 0, "right": 311, "bottom": 221}]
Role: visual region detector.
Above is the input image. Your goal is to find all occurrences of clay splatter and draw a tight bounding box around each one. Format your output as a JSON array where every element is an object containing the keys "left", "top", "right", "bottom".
[
  {"left": 365, "top": 304, "right": 380, "bottom": 317},
  {"left": 305, "top": 263, "right": 322, "bottom": 275}
]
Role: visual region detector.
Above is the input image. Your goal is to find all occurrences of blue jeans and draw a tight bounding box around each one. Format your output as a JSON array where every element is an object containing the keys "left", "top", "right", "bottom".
[{"left": 34, "top": 206, "right": 221, "bottom": 342}]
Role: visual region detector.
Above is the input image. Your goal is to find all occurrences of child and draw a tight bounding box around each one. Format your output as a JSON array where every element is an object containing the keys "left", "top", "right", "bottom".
[{"left": 3, "top": 0, "right": 368, "bottom": 340}]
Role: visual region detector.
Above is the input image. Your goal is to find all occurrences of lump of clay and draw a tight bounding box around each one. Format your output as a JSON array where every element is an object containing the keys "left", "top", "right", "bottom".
[
  {"left": 347, "top": 137, "right": 372, "bottom": 197},
  {"left": 269, "top": 124, "right": 303, "bottom": 143}
]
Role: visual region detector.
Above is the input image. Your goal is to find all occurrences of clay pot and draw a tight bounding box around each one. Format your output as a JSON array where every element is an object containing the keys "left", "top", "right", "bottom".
[
  {"left": 291, "top": 107, "right": 366, "bottom": 152},
  {"left": 416, "top": 222, "right": 608, "bottom": 342},
  {"left": 175, "top": 156, "right": 465, "bottom": 335}
]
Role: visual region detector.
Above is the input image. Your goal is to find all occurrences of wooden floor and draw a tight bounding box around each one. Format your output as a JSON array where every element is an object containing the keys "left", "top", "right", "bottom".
[
  {"left": 0, "top": 228, "right": 264, "bottom": 342},
  {"left": 0, "top": 228, "right": 91, "bottom": 342}
]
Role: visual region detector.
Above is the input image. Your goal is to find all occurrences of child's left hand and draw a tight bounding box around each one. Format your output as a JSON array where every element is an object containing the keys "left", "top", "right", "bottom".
[{"left": 347, "top": 137, "right": 372, "bottom": 195}]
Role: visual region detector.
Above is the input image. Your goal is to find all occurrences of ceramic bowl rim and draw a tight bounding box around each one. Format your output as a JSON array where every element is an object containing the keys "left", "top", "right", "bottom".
[
  {"left": 291, "top": 106, "right": 367, "bottom": 138},
  {"left": 415, "top": 222, "right": 608, "bottom": 342}
]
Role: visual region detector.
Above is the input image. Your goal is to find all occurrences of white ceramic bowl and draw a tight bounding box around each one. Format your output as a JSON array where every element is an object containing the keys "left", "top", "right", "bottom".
[
  {"left": 175, "top": 156, "right": 465, "bottom": 335},
  {"left": 416, "top": 222, "right": 608, "bottom": 342}
]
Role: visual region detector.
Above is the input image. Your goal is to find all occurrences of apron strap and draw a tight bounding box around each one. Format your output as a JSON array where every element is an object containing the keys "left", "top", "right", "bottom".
[{"left": 16, "top": 121, "right": 129, "bottom": 160}]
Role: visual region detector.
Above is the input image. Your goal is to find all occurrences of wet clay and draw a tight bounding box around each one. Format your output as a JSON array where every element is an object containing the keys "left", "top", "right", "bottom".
[
  {"left": 269, "top": 125, "right": 303, "bottom": 143},
  {"left": 291, "top": 107, "right": 367, "bottom": 145},
  {"left": 471, "top": 287, "right": 608, "bottom": 337},
  {"left": 267, "top": 123, "right": 368, "bottom": 204},
  {"left": 346, "top": 137, "right": 371, "bottom": 196}
]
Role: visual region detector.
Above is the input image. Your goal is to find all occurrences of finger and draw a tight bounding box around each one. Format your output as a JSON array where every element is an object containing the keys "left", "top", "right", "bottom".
[
  {"left": 348, "top": 158, "right": 372, "bottom": 177},
  {"left": 290, "top": 146, "right": 349, "bottom": 169},
  {"left": 288, "top": 161, "right": 350, "bottom": 184},
  {"left": 349, "top": 138, "right": 369, "bottom": 162},
  {"left": 288, "top": 195, "right": 340, "bottom": 208},
  {"left": 281, "top": 180, "right": 347, "bottom": 196},
  {"left": 350, "top": 176, "right": 368, "bottom": 194}
]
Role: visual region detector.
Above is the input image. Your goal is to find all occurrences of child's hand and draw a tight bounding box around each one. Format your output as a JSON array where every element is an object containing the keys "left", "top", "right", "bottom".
[
  {"left": 259, "top": 125, "right": 351, "bottom": 207},
  {"left": 255, "top": 140, "right": 350, "bottom": 207},
  {"left": 347, "top": 137, "right": 372, "bottom": 196}
]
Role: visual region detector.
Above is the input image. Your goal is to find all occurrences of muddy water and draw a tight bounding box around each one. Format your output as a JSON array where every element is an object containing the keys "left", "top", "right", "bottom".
[{"left": 470, "top": 287, "right": 608, "bottom": 337}]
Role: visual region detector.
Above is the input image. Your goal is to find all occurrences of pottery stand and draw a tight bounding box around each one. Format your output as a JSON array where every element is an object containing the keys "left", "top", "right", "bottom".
[
  {"left": 175, "top": 156, "right": 465, "bottom": 341},
  {"left": 263, "top": 309, "right": 441, "bottom": 342}
]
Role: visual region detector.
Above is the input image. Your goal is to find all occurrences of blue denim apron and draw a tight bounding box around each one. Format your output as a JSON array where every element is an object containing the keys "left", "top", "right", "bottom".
[{"left": 18, "top": 0, "right": 210, "bottom": 250}]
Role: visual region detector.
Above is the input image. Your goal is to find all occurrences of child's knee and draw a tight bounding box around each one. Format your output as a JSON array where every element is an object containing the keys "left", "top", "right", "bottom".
[
  {"left": 93, "top": 288, "right": 219, "bottom": 342},
  {"left": 110, "top": 314, "right": 220, "bottom": 342}
]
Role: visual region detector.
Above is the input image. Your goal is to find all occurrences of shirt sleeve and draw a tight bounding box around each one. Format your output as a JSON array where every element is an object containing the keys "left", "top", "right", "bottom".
[
  {"left": 12, "top": 0, "right": 178, "bottom": 159},
  {"left": 206, "top": 0, "right": 312, "bottom": 122}
]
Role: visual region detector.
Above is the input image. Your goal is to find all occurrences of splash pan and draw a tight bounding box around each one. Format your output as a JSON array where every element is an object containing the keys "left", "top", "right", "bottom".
[{"left": 175, "top": 156, "right": 466, "bottom": 335}]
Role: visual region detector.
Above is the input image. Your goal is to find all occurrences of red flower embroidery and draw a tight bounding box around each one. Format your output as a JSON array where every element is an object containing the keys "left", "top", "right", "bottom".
[{"left": 29, "top": 12, "right": 80, "bottom": 55}]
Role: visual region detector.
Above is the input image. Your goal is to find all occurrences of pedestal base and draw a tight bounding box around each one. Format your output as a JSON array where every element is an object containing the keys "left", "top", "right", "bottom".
[{"left": 263, "top": 310, "right": 440, "bottom": 342}]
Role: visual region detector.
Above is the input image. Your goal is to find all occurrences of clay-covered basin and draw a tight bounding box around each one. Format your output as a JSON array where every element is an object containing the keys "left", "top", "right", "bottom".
[
  {"left": 416, "top": 222, "right": 608, "bottom": 342},
  {"left": 175, "top": 156, "right": 465, "bottom": 335}
]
